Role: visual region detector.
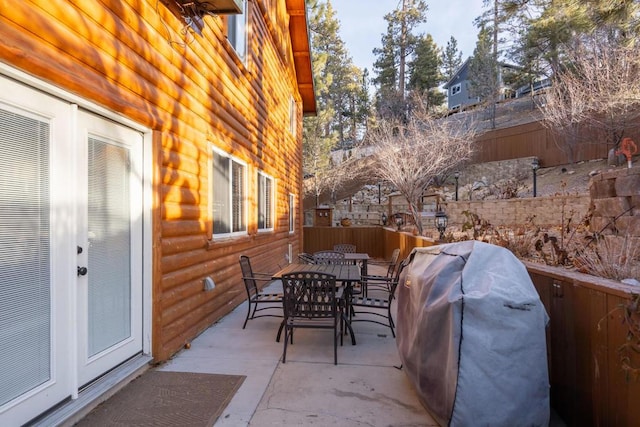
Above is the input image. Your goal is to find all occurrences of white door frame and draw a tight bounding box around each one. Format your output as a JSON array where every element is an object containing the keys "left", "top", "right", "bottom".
[
  {"left": 0, "top": 64, "right": 153, "bottom": 425},
  {"left": 76, "top": 109, "right": 145, "bottom": 386}
]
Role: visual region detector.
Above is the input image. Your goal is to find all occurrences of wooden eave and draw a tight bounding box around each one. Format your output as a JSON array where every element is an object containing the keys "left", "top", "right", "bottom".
[{"left": 285, "top": 0, "right": 316, "bottom": 116}]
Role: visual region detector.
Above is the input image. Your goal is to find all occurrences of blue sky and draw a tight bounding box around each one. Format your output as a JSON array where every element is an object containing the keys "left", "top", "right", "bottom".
[{"left": 331, "top": 0, "right": 485, "bottom": 76}]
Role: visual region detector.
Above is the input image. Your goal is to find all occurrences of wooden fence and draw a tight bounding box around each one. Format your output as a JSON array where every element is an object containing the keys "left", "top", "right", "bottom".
[
  {"left": 302, "top": 226, "right": 435, "bottom": 261},
  {"left": 526, "top": 262, "right": 640, "bottom": 426},
  {"left": 474, "top": 121, "right": 610, "bottom": 167}
]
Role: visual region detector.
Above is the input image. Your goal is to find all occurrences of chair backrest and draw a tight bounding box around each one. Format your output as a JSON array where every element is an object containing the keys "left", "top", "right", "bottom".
[
  {"left": 239, "top": 255, "right": 258, "bottom": 297},
  {"left": 333, "top": 243, "right": 356, "bottom": 253},
  {"left": 385, "top": 248, "right": 401, "bottom": 278},
  {"left": 313, "top": 250, "right": 347, "bottom": 265},
  {"left": 281, "top": 272, "right": 338, "bottom": 319},
  {"left": 389, "top": 258, "right": 410, "bottom": 300},
  {"left": 297, "top": 252, "right": 314, "bottom": 264}
]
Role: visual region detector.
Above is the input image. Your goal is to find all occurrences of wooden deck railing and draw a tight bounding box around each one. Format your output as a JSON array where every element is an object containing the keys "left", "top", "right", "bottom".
[{"left": 303, "top": 226, "right": 639, "bottom": 425}]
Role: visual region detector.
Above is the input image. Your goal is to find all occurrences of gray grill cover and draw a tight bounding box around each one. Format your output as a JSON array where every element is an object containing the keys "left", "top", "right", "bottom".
[{"left": 396, "top": 241, "right": 549, "bottom": 426}]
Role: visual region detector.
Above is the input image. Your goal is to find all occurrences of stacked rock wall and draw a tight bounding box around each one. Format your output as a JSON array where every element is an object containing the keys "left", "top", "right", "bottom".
[{"left": 589, "top": 166, "right": 640, "bottom": 252}]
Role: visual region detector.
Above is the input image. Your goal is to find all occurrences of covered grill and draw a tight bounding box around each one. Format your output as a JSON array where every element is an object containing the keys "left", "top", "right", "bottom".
[{"left": 396, "top": 241, "right": 550, "bottom": 426}]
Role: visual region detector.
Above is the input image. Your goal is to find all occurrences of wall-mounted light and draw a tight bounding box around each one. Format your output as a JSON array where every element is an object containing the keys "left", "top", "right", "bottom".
[
  {"left": 395, "top": 216, "right": 403, "bottom": 231},
  {"left": 203, "top": 276, "right": 216, "bottom": 291},
  {"left": 435, "top": 211, "right": 448, "bottom": 241}
]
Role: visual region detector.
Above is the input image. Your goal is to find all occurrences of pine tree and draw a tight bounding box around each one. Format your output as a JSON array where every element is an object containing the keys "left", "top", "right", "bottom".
[
  {"left": 372, "top": 0, "right": 428, "bottom": 120},
  {"left": 303, "top": 0, "right": 370, "bottom": 204},
  {"left": 441, "top": 36, "right": 463, "bottom": 82},
  {"left": 469, "top": 23, "right": 499, "bottom": 128},
  {"left": 502, "top": 0, "right": 640, "bottom": 77},
  {"left": 407, "top": 34, "right": 444, "bottom": 110}
]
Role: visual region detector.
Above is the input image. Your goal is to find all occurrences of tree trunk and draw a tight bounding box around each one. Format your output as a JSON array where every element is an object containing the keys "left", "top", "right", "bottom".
[
  {"left": 399, "top": 0, "right": 407, "bottom": 105},
  {"left": 408, "top": 200, "right": 423, "bottom": 236}
]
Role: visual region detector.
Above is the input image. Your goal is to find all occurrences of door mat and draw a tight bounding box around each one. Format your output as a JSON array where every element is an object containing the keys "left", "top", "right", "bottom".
[{"left": 76, "top": 371, "right": 245, "bottom": 427}]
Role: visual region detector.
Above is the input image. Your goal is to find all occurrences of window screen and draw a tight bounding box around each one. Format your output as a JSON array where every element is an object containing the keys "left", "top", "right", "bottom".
[
  {"left": 212, "top": 149, "right": 245, "bottom": 236},
  {"left": 227, "top": 0, "right": 247, "bottom": 61},
  {"left": 257, "top": 172, "right": 273, "bottom": 230}
]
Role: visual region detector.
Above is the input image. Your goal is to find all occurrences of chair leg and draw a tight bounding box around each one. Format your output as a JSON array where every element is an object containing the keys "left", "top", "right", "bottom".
[
  {"left": 282, "top": 326, "right": 289, "bottom": 363},
  {"left": 276, "top": 320, "right": 285, "bottom": 342},
  {"left": 344, "top": 314, "right": 356, "bottom": 345},
  {"left": 389, "top": 308, "right": 395, "bottom": 338},
  {"left": 333, "top": 325, "right": 338, "bottom": 365},
  {"left": 242, "top": 301, "right": 252, "bottom": 329}
]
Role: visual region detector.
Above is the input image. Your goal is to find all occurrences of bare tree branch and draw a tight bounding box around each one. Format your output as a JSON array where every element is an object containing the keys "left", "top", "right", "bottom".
[
  {"left": 369, "top": 105, "right": 479, "bottom": 235},
  {"left": 540, "top": 34, "right": 640, "bottom": 162}
]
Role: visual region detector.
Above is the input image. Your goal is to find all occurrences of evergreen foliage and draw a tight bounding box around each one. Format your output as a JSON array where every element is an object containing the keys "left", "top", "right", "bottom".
[{"left": 441, "top": 36, "right": 463, "bottom": 82}]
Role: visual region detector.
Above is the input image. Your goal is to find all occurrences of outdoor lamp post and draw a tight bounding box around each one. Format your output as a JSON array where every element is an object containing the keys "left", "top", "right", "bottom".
[
  {"left": 435, "top": 211, "right": 448, "bottom": 241},
  {"left": 531, "top": 158, "right": 539, "bottom": 197},
  {"left": 454, "top": 171, "right": 460, "bottom": 201},
  {"left": 381, "top": 212, "right": 387, "bottom": 226}
]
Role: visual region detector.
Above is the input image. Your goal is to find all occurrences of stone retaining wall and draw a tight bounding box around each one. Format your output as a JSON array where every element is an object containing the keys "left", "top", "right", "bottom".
[
  {"left": 589, "top": 165, "right": 640, "bottom": 236},
  {"left": 441, "top": 194, "right": 592, "bottom": 228},
  {"left": 460, "top": 156, "right": 536, "bottom": 186}
]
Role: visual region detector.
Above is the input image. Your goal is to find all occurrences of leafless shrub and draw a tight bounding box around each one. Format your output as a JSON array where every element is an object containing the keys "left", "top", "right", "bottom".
[
  {"left": 493, "top": 217, "right": 541, "bottom": 259},
  {"left": 574, "top": 235, "right": 640, "bottom": 281},
  {"left": 540, "top": 35, "right": 640, "bottom": 162},
  {"left": 369, "top": 103, "right": 479, "bottom": 235}
]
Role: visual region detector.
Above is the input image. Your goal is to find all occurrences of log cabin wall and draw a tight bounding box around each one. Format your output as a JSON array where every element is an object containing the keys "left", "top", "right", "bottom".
[{"left": 0, "top": 0, "right": 312, "bottom": 361}]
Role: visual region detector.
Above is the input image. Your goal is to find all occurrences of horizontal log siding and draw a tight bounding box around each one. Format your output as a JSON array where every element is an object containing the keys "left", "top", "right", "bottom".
[{"left": 1, "top": 0, "right": 305, "bottom": 361}]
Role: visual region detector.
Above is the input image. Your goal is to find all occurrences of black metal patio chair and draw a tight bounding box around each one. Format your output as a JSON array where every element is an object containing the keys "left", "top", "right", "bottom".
[
  {"left": 349, "top": 258, "right": 409, "bottom": 338},
  {"left": 313, "top": 250, "right": 349, "bottom": 265},
  {"left": 362, "top": 248, "right": 400, "bottom": 295},
  {"left": 297, "top": 252, "right": 315, "bottom": 264},
  {"left": 239, "top": 255, "right": 283, "bottom": 329},
  {"left": 279, "top": 271, "right": 354, "bottom": 365},
  {"left": 333, "top": 243, "right": 356, "bottom": 253}
]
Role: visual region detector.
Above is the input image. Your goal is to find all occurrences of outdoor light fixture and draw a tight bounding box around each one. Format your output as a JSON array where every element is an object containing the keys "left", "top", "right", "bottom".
[
  {"left": 395, "top": 216, "right": 403, "bottom": 231},
  {"left": 381, "top": 212, "right": 388, "bottom": 226},
  {"left": 435, "top": 211, "right": 448, "bottom": 241},
  {"left": 454, "top": 171, "right": 460, "bottom": 201},
  {"left": 531, "top": 158, "right": 539, "bottom": 197}
]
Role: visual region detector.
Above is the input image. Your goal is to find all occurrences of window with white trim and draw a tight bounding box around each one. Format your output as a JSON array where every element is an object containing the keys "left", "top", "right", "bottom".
[
  {"left": 451, "top": 83, "right": 461, "bottom": 96},
  {"left": 212, "top": 148, "right": 246, "bottom": 236},
  {"left": 288, "top": 193, "right": 295, "bottom": 233},
  {"left": 257, "top": 171, "right": 274, "bottom": 231},
  {"left": 227, "top": 0, "right": 247, "bottom": 61}
]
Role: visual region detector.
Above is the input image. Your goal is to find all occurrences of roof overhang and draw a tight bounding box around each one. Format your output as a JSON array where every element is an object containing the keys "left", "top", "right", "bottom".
[{"left": 286, "top": 0, "right": 316, "bottom": 116}]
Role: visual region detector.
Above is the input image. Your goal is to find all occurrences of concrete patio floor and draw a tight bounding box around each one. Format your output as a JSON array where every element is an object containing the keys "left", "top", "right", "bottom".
[{"left": 157, "top": 264, "right": 436, "bottom": 426}]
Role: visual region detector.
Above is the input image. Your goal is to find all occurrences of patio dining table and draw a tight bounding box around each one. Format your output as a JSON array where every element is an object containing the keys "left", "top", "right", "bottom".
[{"left": 344, "top": 252, "right": 370, "bottom": 276}]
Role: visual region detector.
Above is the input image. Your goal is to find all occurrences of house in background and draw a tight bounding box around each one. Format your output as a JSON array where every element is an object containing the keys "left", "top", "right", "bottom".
[
  {"left": 443, "top": 58, "right": 521, "bottom": 111},
  {"left": 0, "top": 0, "right": 314, "bottom": 425}
]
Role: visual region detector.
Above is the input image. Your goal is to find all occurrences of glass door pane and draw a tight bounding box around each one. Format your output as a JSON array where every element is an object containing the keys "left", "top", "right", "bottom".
[
  {"left": 0, "top": 107, "right": 51, "bottom": 405},
  {"left": 87, "top": 137, "right": 131, "bottom": 356}
]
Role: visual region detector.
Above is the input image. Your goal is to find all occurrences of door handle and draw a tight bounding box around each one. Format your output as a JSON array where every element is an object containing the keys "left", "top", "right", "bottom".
[{"left": 77, "top": 266, "right": 88, "bottom": 276}]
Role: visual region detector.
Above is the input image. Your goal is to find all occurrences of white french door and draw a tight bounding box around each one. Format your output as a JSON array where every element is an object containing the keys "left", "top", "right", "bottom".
[
  {"left": 76, "top": 110, "right": 143, "bottom": 386},
  {"left": 0, "top": 75, "right": 146, "bottom": 426},
  {"left": 0, "top": 77, "right": 75, "bottom": 425}
]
